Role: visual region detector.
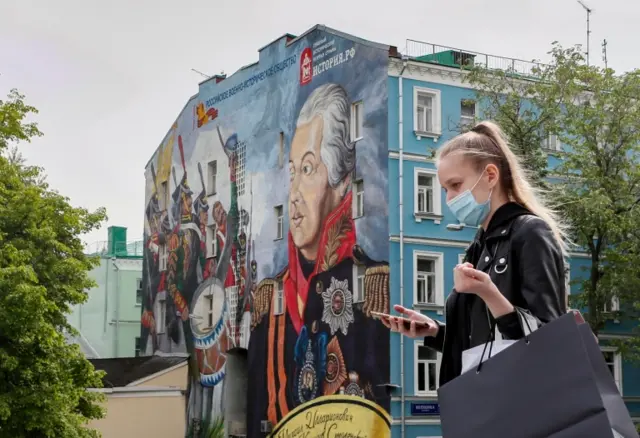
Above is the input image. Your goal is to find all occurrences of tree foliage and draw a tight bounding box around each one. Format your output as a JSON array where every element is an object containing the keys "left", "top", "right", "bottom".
[
  {"left": 464, "top": 45, "right": 640, "bottom": 348},
  {"left": 0, "top": 89, "right": 107, "bottom": 437}
]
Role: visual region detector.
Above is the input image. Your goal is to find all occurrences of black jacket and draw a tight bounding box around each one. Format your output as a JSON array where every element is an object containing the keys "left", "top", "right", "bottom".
[{"left": 424, "top": 202, "right": 566, "bottom": 386}]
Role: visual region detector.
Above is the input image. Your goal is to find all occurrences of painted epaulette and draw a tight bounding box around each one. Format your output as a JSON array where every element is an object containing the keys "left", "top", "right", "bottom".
[
  {"left": 362, "top": 264, "right": 390, "bottom": 317},
  {"left": 251, "top": 279, "right": 276, "bottom": 330}
]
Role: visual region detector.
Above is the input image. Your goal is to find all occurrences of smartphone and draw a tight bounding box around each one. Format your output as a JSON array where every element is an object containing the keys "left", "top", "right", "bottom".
[{"left": 371, "top": 311, "right": 428, "bottom": 330}]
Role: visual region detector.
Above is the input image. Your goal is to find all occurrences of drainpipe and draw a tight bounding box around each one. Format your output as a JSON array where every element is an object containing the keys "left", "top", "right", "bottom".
[
  {"left": 112, "top": 258, "right": 120, "bottom": 357},
  {"left": 398, "top": 56, "right": 408, "bottom": 438},
  {"left": 103, "top": 257, "right": 110, "bottom": 333}
]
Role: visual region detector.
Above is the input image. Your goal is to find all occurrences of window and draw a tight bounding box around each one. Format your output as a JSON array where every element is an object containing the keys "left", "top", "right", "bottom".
[
  {"left": 542, "top": 134, "right": 563, "bottom": 152},
  {"left": 134, "top": 337, "right": 141, "bottom": 357},
  {"left": 603, "top": 296, "right": 620, "bottom": 313},
  {"left": 206, "top": 225, "right": 218, "bottom": 258},
  {"left": 601, "top": 347, "right": 622, "bottom": 393},
  {"left": 414, "top": 168, "right": 442, "bottom": 218},
  {"left": 458, "top": 254, "right": 466, "bottom": 265},
  {"left": 353, "top": 264, "right": 366, "bottom": 303},
  {"left": 207, "top": 160, "right": 217, "bottom": 195},
  {"left": 565, "top": 263, "right": 571, "bottom": 309},
  {"left": 275, "top": 205, "right": 284, "bottom": 240},
  {"left": 413, "top": 87, "right": 442, "bottom": 137},
  {"left": 278, "top": 132, "right": 285, "bottom": 168},
  {"left": 415, "top": 342, "right": 441, "bottom": 395},
  {"left": 239, "top": 209, "right": 248, "bottom": 231},
  {"left": 236, "top": 142, "right": 247, "bottom": 196},
  {"left": 136, "top": 278, "right": 143, "bottom": 305},
  {"left": 159, "top": 245, "right": 169, "bottom": 271},
  {"left": 353, "top": 180, "right": 364, "bottom": 218},
  {"left": 414, "top": 251, "right": 444, "bottom": 307},
  {"left": 351, "top": 101, "right": 364, "bottom": 141},
  {"left": 460, "top": 99, "right": 476, "bottom": 128},
  {"left": 159, "top": 181, "right": 169, "bottom": 210},
  {"left": 206, "top": 293, "right": 215, "bottom": 328},
  {"left": 273, "top": 280, "right": 284, "bottom": 315},
  {"left": 156, "top": 299, "right": 166, "bottom": 334}
]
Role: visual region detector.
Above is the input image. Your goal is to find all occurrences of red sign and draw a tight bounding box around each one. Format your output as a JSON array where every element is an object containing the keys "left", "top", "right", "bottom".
[{"left": 300, "top": 47, "right": 313, "bottom": 86}]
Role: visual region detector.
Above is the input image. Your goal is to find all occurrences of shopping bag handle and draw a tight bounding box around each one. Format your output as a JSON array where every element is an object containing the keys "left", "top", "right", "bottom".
[{"left": 476, "top": 308, "right": 534, "bottom": 374}]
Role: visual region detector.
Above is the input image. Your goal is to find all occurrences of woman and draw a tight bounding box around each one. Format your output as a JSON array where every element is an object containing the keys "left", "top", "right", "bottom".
[{"left": 383, "top": 121, "right": 567, "bottom": 386}]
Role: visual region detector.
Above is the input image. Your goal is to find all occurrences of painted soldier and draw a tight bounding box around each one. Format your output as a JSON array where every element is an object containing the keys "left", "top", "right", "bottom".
[{"left": 247, "top": 84, "right": 390, "bottom": 436}]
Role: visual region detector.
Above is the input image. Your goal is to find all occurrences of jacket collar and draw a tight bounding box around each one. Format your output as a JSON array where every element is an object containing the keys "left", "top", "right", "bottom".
[{"left": 482, "top": 202, "right": 532, "bottom": 241}]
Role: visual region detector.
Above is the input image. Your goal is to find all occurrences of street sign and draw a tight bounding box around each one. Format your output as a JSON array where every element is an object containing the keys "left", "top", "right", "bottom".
[{"left": 411, "top": 402, "right": 440, "bottom": 416}]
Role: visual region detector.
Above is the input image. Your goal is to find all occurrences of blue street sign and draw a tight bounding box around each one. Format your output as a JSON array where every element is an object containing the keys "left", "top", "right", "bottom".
[{"left": 411, "top": 402, "right": 440, "bottom": 416}]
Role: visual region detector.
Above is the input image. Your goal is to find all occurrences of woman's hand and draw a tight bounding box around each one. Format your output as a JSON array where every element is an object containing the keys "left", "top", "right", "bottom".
[
  {"left": 380, "top": 304, "right": 439, "bottom": 338},
  {"left": 453, "top": 262, "right": 497, "bottom": 298}
]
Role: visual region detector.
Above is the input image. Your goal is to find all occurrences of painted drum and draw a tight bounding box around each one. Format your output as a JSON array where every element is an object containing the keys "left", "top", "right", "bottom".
[{"left": 189, "top": 276, "right": 228, "bottom": 387}]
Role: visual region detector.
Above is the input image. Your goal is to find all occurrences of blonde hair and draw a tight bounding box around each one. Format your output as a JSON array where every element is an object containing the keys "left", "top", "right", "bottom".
[{"left": 436, "top": 121, "right": 569, "bottom": 254}]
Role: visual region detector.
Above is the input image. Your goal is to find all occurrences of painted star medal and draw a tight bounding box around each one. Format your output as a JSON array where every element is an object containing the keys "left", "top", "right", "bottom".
[{"left": 321, "top": 277, "right": 355, "bottom": 336}]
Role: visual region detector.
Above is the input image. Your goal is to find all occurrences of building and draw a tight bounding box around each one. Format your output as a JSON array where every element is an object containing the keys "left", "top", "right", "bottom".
[
  {"left": 140, "top": 24, "right": 640, "bottom": 437},
  {"left": 68, "top": 226, "right": 144, "bottom": 358},
  {"left": 88, "top": 355, "right": 189, "bottom": 437}
]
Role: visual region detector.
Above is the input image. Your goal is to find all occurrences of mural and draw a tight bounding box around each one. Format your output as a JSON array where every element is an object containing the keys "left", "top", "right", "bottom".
[{"left": 141, "top": 26, "right": 390, "bottom": 438}]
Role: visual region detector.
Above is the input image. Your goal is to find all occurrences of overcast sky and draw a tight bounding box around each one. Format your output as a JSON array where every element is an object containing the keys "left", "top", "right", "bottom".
[{"left": 1, "top": 0, "right": 638, "bottom": 245}]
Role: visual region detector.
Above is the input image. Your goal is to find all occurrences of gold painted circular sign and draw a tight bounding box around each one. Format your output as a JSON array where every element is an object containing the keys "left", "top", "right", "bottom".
[{"left": 270, "top": 395, "right": 391, "bottom": 438}]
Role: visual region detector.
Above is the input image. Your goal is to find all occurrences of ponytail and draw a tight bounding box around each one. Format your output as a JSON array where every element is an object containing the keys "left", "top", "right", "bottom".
[{"left": 437, "top": 121, "right": 569, "bottom": 255}]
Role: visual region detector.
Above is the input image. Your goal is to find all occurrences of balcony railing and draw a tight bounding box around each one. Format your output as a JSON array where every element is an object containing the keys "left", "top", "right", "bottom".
[
  {"left": 405, "top": 39, "right": 544, "bottom": 79},
  {"left": 84, "top": 239, "right": 144, "bottom": 257}
]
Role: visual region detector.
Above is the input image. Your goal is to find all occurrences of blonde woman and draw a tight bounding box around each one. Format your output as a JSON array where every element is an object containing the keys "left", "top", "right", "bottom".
[{"left": 383, "top": 121, "right": 567, "bottom": 386}]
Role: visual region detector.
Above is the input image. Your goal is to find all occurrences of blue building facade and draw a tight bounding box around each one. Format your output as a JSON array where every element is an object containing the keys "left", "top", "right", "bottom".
[{"left": 386, "top": 41, "right": 640, "bottom": 437}]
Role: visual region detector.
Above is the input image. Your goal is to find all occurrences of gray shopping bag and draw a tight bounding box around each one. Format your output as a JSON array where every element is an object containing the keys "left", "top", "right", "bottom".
[{"left": 437, "top": 312, "right": 638, "bottom": 438}]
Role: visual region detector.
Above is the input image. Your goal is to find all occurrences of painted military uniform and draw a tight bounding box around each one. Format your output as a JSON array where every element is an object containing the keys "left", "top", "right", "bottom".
[{"left": 247, "top": 192, "right": 390, "bottom": 437}]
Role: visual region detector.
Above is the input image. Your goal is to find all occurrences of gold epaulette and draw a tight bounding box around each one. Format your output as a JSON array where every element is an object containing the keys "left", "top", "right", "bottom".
[
  {"left": 362, "top": 264, "right": 390, "bottom": 318},
  {"left": 251, "top": 279, "right": 276, "bottom": 330}
]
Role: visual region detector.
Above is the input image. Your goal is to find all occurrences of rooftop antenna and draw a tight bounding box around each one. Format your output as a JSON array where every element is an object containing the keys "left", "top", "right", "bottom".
[
  {"left": 191, "top": 68, "right": 211, "bottom": 79},
  {"left": 602, "top": 39, "right": 608, "bottom": 69},
  {"left": 577, "top": 0, "right": 593, "bottom": 66}
]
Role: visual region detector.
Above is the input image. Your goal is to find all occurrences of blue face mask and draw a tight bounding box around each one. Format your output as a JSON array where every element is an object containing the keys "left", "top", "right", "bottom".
[{"left": 446, "top": 171, "right": 492, "bottom": 227}]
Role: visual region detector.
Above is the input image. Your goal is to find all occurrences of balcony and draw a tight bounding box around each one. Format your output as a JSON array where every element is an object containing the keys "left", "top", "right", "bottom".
[{"left": 404, "top": 39, "right": 543, "bottom": 80}]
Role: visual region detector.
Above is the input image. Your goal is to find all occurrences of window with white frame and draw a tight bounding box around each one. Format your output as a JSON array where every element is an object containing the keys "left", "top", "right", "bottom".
[
  {"left": 134, "top": 337, "right": 141, "bottom": 357},
  {"left": 601, "top": 347, "right": 622, "bottom": 393},
  {"left": 156, "top": 298, "right": 166, "bottom": 334},
  {"left": 275, "top": 205, "right": 284, "bottom": 240},
  {"left": 415, "top": 342, "right": 441, "bottom": 395},
  {"left": 542, "top": 134, "right": 563, "bottom": 152},
  {"left": 206, "top": 225, "right": 217, "bottom": 259},
  {"left": 414, "top": 169, "right": 442, "bottom": 217},
  {"left": 414, "top": 251, "right": 444, "bottom": 306},
  {"left": 278, "top": 132, "right": 285, "bottom": 168},
  {"left": 351, "top": 101, "right": 364, "bottom": 142},
  {"left": 136, "top": 278, "right": 143, "bottom": 305},
  {"left": 159, "top": 244, "right": 169, "bottom": 271},
  {"left": 236, "top": 142, "right": 247, "bottom": 196},
  {"left": 353, "top": 264, "right": 366, "bottom": 303},
  {"left": 206, "top": 292, "right": 215, "bottom": 328},
  {"left": 460, "top": 99, "right": 476, "bottom": 128},
  {"left": 159, "top": 181, "right": 169, "bottom": 210},
  {"left": 413, "top": 87, "right": 441, "bottom": 136},
  {"left": 353, "top": 180, "right": 364, "bottom": 218},
  {"left": 207, "top": 160, "right": 217, "bottom": 195},
  {"left": 458, "top": 253, "right": 466, "bottom": 265},
  {"left": 565, "top": 263, "right": 571, "bottom": 309},
  {"left": 603, "top": 295, "right": 620, "bottom": 313},
  {"left": 273, "top": 280, "right": 284, "bottom": 315}
]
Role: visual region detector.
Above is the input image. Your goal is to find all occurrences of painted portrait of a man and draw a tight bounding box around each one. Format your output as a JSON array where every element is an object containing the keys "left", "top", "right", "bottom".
[{"left": 247, "top": 83, "right": 390, "bottom": 436}]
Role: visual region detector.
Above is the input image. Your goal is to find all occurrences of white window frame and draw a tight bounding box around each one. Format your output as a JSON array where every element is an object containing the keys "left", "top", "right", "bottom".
[
  {"left": 275, "top": 205, "right": 284, "bottom": 240},
  {"left": 156, "top": 299, "right": 166, "bottom": 334},
  {"left": 352, "top": 264, "right": 366, "bottom": 303},
  {"left": 460, "top": 98, "right": 477, "bottom": 128},
  {"left": 273, "top": 280, "right": 284, "bottom": 315},
  {"left": 353, "top": 179, "right": 364, "bottom": 218},
  {"left": 134, "top": 337, "right": 141, "bottom": 357},
  {"left": 159, "top": 181, "right": 169, "bottom": 211},
  {"left": 565, "top": 263, "right": 571, "bottom": 310},
  {"left": 236, "top": 142, "right": 247, "bottom": 196},
  {"left": 414, "top": 341, "right": 441, "bottom": 396},
  {"left": 414, "top": 168, "right": 442, "bottom": 219},
  {"left": 159, "top": 244, "right": 169, "bottom": 271},
  {"left": 543, "top": 134, "right": 563, "bottom": 152},
  {"left": 413, "top": 86, "right": 442, "bottom": 139},
  {"left": 413, "top": 251, "right": 444, "bottom": 307},
  {"left": 458, "top": 254, "right": 466, "bottom": 265},
  {"left": 136, "top": 278, "right": 143, "bottom": 306},
  {"left": 207, "top": 160, "right": 217, "bottom": 195},
  {"left": 601, "top": 346, "right": 622, "bottom": 394},
  {"left": 603, "top": 295, "right": 620, "bottom": 313},
  {"left": 351, "top": 101, "right": 364, "bottom": 142},
  {"left": 206, "top": 224, "right": 218, "bottom": 259},
  {"left": 206, "top": 292, "right": 215, "bottom": 328}
]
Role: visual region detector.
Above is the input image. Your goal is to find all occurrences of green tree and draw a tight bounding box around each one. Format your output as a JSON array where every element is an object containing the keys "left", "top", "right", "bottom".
[
  {"left": 463, "top": 46, "right": 640, "bottom": 346},
  {"left": 0, "top": 89, "right": 107, "bottom": 437}
]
